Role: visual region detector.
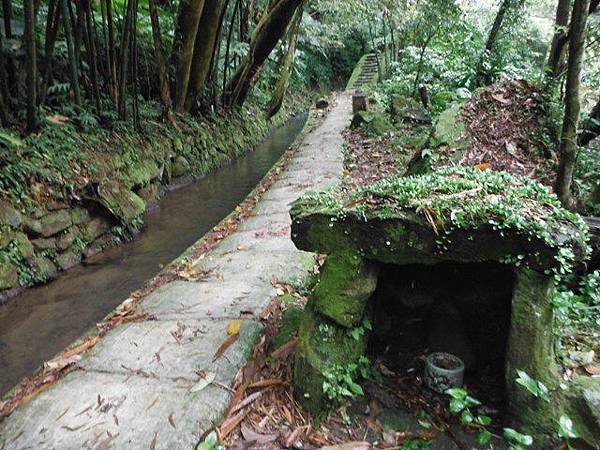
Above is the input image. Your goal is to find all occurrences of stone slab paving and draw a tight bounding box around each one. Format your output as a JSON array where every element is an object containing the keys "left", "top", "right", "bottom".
[{"left": 0, "top": 93, "right": 351, "bottom": 450}]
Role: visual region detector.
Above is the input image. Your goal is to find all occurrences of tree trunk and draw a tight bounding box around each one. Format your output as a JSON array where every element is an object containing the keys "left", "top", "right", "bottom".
[
  {"left": 106, "top": 0, "right": 118, "bottom": 107},
  {"left": 2, "top": 0, "right": 12, "bottom": 38},
  {"left": 148, "top": 0, "right": 175, "bottom": 122},
  {"left": 185, "top": 0, "right": 227, "bottom": 111},
  {"left": 24, "top": 0, "right": 37, "bottom": 132},
  {"left": 39, "top": 0, "right": 61, "bottom": 105},
  {"left": 61, "top": 0, "right": 81, "bottom": 105},
  {"left": 546, "top": 0, "right": 571, "bottom": 81},
  {"left": 0, "top": 31, "right": 10, "bottom": 126},
  {"left": 266, "top": 2, "right": 303, "bottom": 118},
  {"left": 555, "top": 0, "right": 590, "bottom": 207},
  {"left": 477, "top": 0, "right": 522, "bottom": 86},
  {"left": 83, "top": 0, "right": 101, "bottom": 113},
  {"left": 578, "top": 96, "right": 600, "bottom": 146},
  {"left": 224, "top": 0, "right": 303, "bottom": 107},
  {"left": 117, "top": 0, "right": 135, "bottom": 119},
  {"left": 171, "top": 0, "right": 206, "bottom": 112},
  {"left": 222, "top": 0, "right": 241, "bottom": 104}
]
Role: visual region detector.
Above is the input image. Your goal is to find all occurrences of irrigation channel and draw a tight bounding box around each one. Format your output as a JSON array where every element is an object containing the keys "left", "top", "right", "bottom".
[{"left": 0, "top": 113, "right": 308, "bottom": 396}]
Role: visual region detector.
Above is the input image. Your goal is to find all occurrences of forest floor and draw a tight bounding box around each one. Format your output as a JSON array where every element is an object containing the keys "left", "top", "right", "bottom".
[{"left": 0, "top": 95, "right": 350, "bottom": 449}]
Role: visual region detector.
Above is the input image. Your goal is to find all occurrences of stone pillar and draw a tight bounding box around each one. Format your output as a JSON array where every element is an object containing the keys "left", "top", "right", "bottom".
[
  {"left": 352, "top": 93, "right": 369, "bottom": 115},
  {"left": 505, "top": 268, "right": 558, "bottom": 437},
  {"left": 294, "top": 250, "right": 378, "bottom": 421}
]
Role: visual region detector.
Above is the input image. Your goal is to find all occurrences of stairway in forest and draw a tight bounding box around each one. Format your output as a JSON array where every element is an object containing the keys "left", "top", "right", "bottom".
[{"left": 348, "top": 53, "right": 379, "bottom": 90}]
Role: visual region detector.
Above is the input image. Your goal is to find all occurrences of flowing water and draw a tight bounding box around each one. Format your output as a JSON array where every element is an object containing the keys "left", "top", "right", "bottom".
[{"left": 0, "top": 113, "right": 307, "bottom": 396}]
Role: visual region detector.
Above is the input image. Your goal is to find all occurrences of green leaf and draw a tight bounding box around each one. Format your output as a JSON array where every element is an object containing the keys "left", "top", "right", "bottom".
[
  {"left": 348, "top": 381, "right": 364, "bottom": 396},
  {"left": 477, "top": 415, "right": 492, "bottom": 426},
  {"left": 515, "top": 370, "right": 539, "bottom": 397},
  {"left": 0, "top": 131, "right": 25, "bottom": 149},
  {"left": 504, "top": 428, "right": 533, "bottom": 446},
  {"left": 460, "top": 410, "right": 474, "bottom": 424},
  {"left": 446, "top": 388, "right": 467, "bottom": 400},
  {"left": 449, "top": 398, "right": 465, "bottom": 413},
  {"left": 478, "top": 430, "right": 492, "bottom": 445},
  {"left": 558, "top": 415, "right": 579, "bottom": 439},
  {"left": 197, "top": 431, "right": 218, "bottom": 450}
]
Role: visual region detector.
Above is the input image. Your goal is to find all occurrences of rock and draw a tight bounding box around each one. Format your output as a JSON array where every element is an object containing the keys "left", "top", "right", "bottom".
[
  {"left": 431, "top": 103, "right": 467, "bottom": 148},
  {"left": 57, "top": 227, "right": 79, "bottom": 251},
  {"left": 0, "top": 201, "right": 22, "bottom": 228},
  {"left": 389, "top": 95, "right": 430, "bottom": 124},
  {"left": 98, "top": 181, "right": 145, "bottom": 224},
  {"left": 22, "top": 216, "right": 43, "bottom": 236},
  {"left": 34, "top": 256, "right": 58, "bottom": 280},
  {"left": 39, "top": 210, "right": 73, "bottom": 237},
  {"left": 31, "top": 237, "right": 57, "bottom": 250},
  {"left": 0, "top": 256, "right": 19, "bottom": 290},
  {"left": 350, "top": 111, "right": 393, "bottom": 137},
  {"left": 127, "top": 160, "right": 161, "bottom": 188},
  {"left": 428, "top": 301, "right": 476, "bottom": 370},
  {"left": 569, "top": 350, "right": 596, "bottom": 367},
  {"left": 70, "top": 206, "right": 91, "bottom": 225},
  {"left": 55, "top": 249, "right": 82, "bottom": 271},
  {"left": 172, "top": 156, "right": 191, "bottom": 178},
  {"left": 313, "top": 249, "right": 378, "bottom": 328},
  {"left": 0, "top": 231, "right": 14, "bottom": 249},
  {"left": 83, "top": 217, "right": 110, "bottom": 242},
  {"left": 13, "top": 232, "right": 35, "bottom": 260},
  {"left": 316, "top": 98, "right": 329, "bottom": 110},
  {"left": 137, "top": 183, "right": 160, "bottom": 207}
]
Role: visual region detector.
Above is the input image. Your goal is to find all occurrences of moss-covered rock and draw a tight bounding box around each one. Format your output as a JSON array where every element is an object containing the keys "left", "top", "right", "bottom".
[
  {"left": 430, "top": 103, "right": 467, "bottom": 149},
  {"left": 83, "top": 217, "right": 111, "bottom": 242},
  {"left": 55, "top": 248, "right": 82, "bottom": 271},
  {"left": 13, "top": 232, "right": 35, "bottom": 260},
  {"left": 291, "top": 167, "right": 589, "bottom": 274},
  {"left": 39, "top": 210, "right": 73, "bottom": 237},
  {"left": 0, "top": 256, "right": 19, "bottom": 290},
  {"left": 313, "top": 249, "right": 378, "bottom": 328},
  {"left": 294, "top": 303, "right": 368, "bottom": 421},
  {"left": 70, "top": 206, "right": 90, "bottom": 225},
  {"left": 350, "top": 110, "right": 394, "bottom": 137},
  {"left": 98, "top": 181, "right": 146, "bottom": 224},
  {"left": 126, "top": 160, "right": 161, "bottom": 189},
  {"left": 0, "top": 201, "right": 22, "bottom": 228},
  {"left": 172, "top": 156, "right": 191, "bottom": 178},
  {"left": 33, "top": 256, "right": 58, "bottom": 280}
]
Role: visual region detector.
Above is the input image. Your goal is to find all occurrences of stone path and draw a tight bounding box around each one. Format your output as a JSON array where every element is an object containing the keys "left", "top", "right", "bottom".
[{"left": 0, "top": 93, "right": 351, "bottom": 450}]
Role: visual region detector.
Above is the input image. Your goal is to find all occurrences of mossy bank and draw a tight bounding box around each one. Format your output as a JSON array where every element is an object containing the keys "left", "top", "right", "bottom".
[{"left": 0, "top": 96, "right": 308, "bottom": 302}]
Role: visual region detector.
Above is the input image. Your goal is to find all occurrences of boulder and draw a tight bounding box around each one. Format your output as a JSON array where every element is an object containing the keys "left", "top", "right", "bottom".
[
  {"left": 83, "top": 217, "right": 111, "bottom": 242},
  {"left": 98, "top": 181, "right": 145, "bottom": 224},
  {"left": 172, "top": 156, "right": 191, "bottom": 178},
  {"left": 55, "top": 249, "right": 82, "bottom": 271},
  {"left": 126, "top": 160, "right": 161, "bottom": 188},
  {"left": 70, "top": 206, "right": 91, "bottom": 225},
  {"left": 31, "top": 237, "right": 57, "bottom": 250},
  {"left": 0, "top": 256, "right": 19, "bottom": 290},
  {"left": 57, "top": 227, "right": 79, "bottom": 251},
  {"left": 0, "top": 201, "right": 22, "bottom": 228},
  {"left": 13, "top": 232, "right": 35, "bottom": 260},
  {"left": 39, "top": 210, "right": 73, "bottom": 237},
  {"left": 34, "top": 256, "right": 58, "bottom": 280}
]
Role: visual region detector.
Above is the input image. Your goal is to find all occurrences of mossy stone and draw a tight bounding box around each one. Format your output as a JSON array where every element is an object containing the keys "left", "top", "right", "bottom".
[
  {"left": 172, "top": 156, "right": 191, "bottom": 178},
  {"left": 294, "top": 303, "right": 368, "bottom": 422},
  {"left": 34, "top": 256, "right": 58, "bottom": 280},
  {"left": 55, "top": 249, "right": 82, "bottom": 271},
  {"left": 0, "top": 201, "right": 22, "bottom": 228},
  {"left": 57, "top": 227, "right": 79, "bottom": 251},
  {"left": 505, "top": 268, "right": 558, "bottom": 438},
  {"left": 39, "top": 210, "right": 73, "bottom": 237},
  {"left": 13, "top": 232, "right": 35, "bottom": 260},
  {"left": 431, "top": 103, "right": 466, "bottom": 148},
  {"left": 98, "top": 182, "right": 146, "bottom": 224},
  {"left": 70, "top": 207, "right": 90, "bottom": 225},
  {"left": 83, "top": 217, "right": 110, "bottom": 242},
  {"left": 313, "top": 249, "right": 378, "bottom": 328},
  {"left": 0, "top": 256, "right": 19, "bottom": 290},
  {"left": 31, "top": 237, "right": 57, "bottom": 250},
  {"left": 127, "top": 160, "right": 161, "bottom": 188}
]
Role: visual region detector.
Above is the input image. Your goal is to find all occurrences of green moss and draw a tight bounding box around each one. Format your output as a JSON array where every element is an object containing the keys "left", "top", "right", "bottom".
[
  {"left": 431, "top": 103, "right": 466, "bottom": 148},
  {"left": 273, "top": 307, "right": 304, "bottom": 349},
  {"left": 293, "top": 167, "right": 590, "bottom": 278},
  {"left": 351, "top": 110, "right": 394, "bottom": 137},
  {"left": 346, "top": 54, "right": 370, "bottom": 90},
  {"left": 294, "top": 302, "right": 367, "bottom": 421},
  {"left": 313, "top": 249, "right": 378, "bottom": 328}
]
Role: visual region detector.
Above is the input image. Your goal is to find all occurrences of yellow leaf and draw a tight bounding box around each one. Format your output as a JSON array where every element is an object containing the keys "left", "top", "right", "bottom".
[{"left": 226, "top": 320, "right": 242, "bottom": 335}]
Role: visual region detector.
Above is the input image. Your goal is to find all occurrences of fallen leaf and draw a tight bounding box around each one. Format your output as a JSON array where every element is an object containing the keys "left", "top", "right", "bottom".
[
  {"left": 474, "top": 162, "right": 491, "bottom": 171},
  {"left": 585, "top": 364, "right": 600, "bottom": 376},
  {"left": 213, "top": 333, "right": 239, "bottom": 361},
  {"left": 190, "top": 371, "right": 216, "bottom": 392},
  {"left": 227, "top": 320, "right": 242, "bottom": 335},
  {"left": 168, "top": 413, "right": 176, "bottom": 429},
  {"left": 321, "top": 441, "right": 371, "bottom": 450},
  {"left": 46, "top": 114, "right": 69, "bottom": 125},
  {"left": 240, "top": 423, "right": 279, "bottom": 444},
  {"left": 285, "top": 426, "right": 304, "bottom": 448},
  {"left": 491, "top": 93, "right": 512, "bottom": 105}
]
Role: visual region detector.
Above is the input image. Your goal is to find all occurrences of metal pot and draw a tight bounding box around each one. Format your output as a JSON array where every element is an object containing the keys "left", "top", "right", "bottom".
[{"left": 424, "top": 352, "right": 465, "bottom": 394}]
